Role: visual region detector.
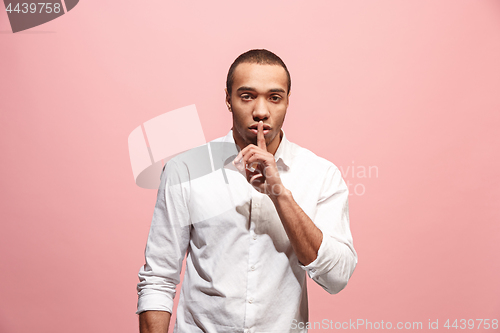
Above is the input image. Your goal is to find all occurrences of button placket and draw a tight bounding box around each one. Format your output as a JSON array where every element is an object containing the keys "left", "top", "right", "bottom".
[{"left": 244, "top": 193, "right": 260, "bottom": 330}]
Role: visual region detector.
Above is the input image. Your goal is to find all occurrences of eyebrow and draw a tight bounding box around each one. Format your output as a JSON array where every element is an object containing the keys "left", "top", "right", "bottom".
[{"left": 236, "top": 86, "right": 286, "bottom": 94}]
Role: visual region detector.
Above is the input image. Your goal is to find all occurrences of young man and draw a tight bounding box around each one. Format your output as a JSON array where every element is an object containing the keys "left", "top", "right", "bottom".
[{"left": 137, "top": 49, "right": 357, "bottom": 333}]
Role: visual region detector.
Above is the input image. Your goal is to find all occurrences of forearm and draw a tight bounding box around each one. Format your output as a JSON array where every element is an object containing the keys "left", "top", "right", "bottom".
[
  {"left": 139, "top": 310, "right": 171, "bottom": 333},
  {"left": 270, "top": 188, "right": 323, "bottom": 265}
]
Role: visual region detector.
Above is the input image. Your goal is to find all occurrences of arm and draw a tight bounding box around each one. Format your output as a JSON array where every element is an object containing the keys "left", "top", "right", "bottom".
[
  {"left": 233, "top": 121, "right": 323, "bottom": 265},
  {"left": 139, "top": 311, "right": 171, "bottom": 333},
  {"left": 270, "top": 167, "right": 357, "bottom": 294},
  {"left": 136, "top": 160, "right": 191, "bottom": 323},
  {"left": 234, "top": 121, "right": 356, "bottom": 294},
  {"left": 269, "top": 188, "right": 322, "bottom": 266}
]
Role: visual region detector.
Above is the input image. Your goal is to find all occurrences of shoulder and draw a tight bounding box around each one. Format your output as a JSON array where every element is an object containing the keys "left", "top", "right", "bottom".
[
  {"left": 166, "top": 133, "right": 224, "bottom": 165},
  {"left": 287, "top": 139, "right": 341, "bottom": 175},
  {"left": 287, "top": 140, "right": 348, "bottom": 199},
  {"left": 162, "top": 133, "right": 234, "bottom": 181}
]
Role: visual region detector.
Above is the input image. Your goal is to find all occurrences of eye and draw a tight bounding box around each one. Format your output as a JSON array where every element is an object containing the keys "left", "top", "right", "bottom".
[
  {"left": 241, "top": 94, "right": 253, "bottom": 100},
  {"left": 270, "top": 95, "right": 282, "bottom": 102}
]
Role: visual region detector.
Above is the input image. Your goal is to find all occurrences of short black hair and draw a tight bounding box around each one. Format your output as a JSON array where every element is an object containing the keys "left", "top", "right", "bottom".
[{"left": 226, "top": 49, "right": 291, "bottom": 96}]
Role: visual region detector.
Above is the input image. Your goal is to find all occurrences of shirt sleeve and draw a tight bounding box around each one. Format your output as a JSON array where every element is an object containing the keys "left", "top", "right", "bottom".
[
  {"left": 297, "top": 164, "right": 357, "bottom": 294},
  {"left": 136, "top": 159, "right": 192, "bottom": 314}
]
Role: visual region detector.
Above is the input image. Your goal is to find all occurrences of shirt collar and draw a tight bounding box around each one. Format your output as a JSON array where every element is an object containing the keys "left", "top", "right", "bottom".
[{"left": 223, "top": 128, "right": 292, "bottom": 169}]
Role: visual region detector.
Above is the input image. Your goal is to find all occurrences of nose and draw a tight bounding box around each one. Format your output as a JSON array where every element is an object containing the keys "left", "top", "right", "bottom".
[{"left": 252, "top": 97, "right": 270, "bottom": 121}]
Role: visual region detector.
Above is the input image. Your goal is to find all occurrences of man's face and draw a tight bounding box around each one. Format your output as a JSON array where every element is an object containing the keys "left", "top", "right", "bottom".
[{"left": 225, "top": 62, "right": 290, "bottom": 154}]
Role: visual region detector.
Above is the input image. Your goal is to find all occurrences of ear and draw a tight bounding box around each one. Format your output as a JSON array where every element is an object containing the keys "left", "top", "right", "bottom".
[
  {"left": 225, "top": 88, "right": 232, "bottom": 112},
  {"left": 286, "top": 91, "right": 291, "bottom": 107}
]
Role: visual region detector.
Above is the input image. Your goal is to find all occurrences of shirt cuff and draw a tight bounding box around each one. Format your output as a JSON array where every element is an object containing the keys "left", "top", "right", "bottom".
[
  {"left": 297, "top": 231, "right": 342, "bottom": 280},
  {"left": 136, "top": 291, "right": 174, "bottom": 315}
]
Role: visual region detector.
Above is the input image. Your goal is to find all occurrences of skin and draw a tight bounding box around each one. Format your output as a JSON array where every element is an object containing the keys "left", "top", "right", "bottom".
[
  {"left": 139, "top": 310, "right": 170, "bottom": 333},
  {"left": 226, "top": 62, "right": 289, "bottom": 156},
  {"left": 140, "top": 62, "right": 323, "bottom": 333},
  {"left": 228, "top": 62, "right": 322, "bottom": 265}
]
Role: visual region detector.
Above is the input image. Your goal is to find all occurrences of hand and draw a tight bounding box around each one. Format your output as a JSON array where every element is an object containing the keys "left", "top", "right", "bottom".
[{"left": 232, "top": 121, "right": 286, "bottom": 197}]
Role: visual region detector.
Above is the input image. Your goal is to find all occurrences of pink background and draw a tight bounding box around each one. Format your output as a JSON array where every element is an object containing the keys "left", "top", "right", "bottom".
[{"left": 1, "top": 1, "right": 499, "bottom": 332}]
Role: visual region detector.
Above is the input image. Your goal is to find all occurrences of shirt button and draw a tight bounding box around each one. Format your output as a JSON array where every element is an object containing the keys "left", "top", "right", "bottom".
[
  {"left": 248, "top": 298, "right": 253, "bottom": 304},
  {"left": 252, "top": 234, "right": 257, "bottom": 240},
  {"left": 250, "top": 265, "right": 255, "bottom": 271},
  {"left": 244, "top": 330, "right": 250, "bottom": 333}
]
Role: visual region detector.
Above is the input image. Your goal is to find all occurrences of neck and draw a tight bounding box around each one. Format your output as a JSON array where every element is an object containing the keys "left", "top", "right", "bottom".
[{"left": 266, "top": 129, "right": 283, "bottom": 155}]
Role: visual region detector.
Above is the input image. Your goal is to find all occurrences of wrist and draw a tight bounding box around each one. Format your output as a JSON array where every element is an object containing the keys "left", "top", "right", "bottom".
[{"left": 269, "top": 185, "right": 292, "bottom": 203}]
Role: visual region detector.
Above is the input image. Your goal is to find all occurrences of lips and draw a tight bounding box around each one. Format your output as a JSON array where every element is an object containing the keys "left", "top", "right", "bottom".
[
  {"left": 249, "top": 128, "right": 270, "bottom": 135},
  {"left": 249, "top": 124, "right": 271, "bottom": 130}
]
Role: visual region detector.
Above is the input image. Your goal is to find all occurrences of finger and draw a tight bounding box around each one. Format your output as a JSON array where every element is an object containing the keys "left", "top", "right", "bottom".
[
  {"left": 234, "top": 160, "right": 245, "bottom": 173},
  {"left": 257, "top": 120, "right": 266, "bottom": 151},
  {"left": 233, "top": 152, "right": 242, "bottom": 165},
  {"left": 233, "top": 144, "right": 251, "bottom": 165},
  {"left": 238, "top": 149, "right": 252, "bottom": 167},
  {"left": 249, "top": 173, "right": 264, "bottom": 184},
  {"left": 242, "top": 148, "right": 257, "bottom": 165},
  {"left": 245, "top": 150, "right": 263, "bottom": 172},
  {"left": 246, "top": 162, "right": 260, "bottom": 172},
  {"left": 234, "top": 150, "right": 255, "bottom": 172},
  {"left": 245, "top": 164, "right": 261, "bottom": 178}
]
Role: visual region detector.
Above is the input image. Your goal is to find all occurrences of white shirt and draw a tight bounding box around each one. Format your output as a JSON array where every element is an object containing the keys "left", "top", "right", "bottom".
[{"left": 136, "top": 129, "right": 357, "bottom": 333}]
